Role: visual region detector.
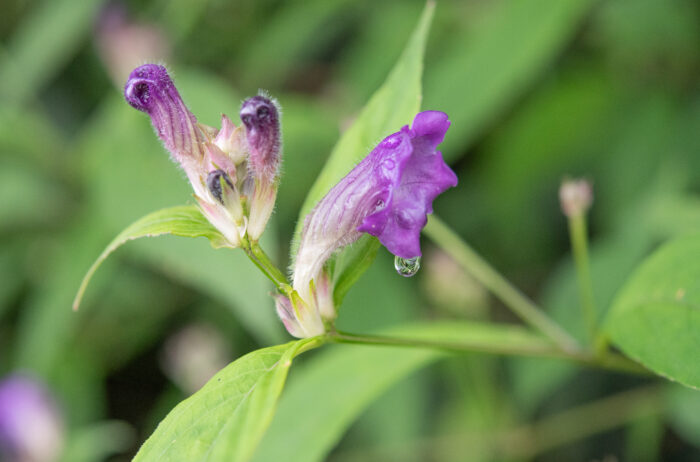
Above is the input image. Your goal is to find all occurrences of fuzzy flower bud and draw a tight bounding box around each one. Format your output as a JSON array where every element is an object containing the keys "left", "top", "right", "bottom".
[
  {"left": 124, "top": 64, "right": 206, "bottom": 170},
  {"left": 559, "top": 179, "right": 593, "bottom": 218},
  {"left": 124, "top": 64, "right": 284, "bottom": 246},
  {"left": 240, "top": 95, "right": 281, "bottom": 182},
  {"left": 0, "top": 375, "right": 64, "bottom": 462},
  {"left": 240, "top": 95, "right": 282, "bottom": 241},
  {"left": 289, "top": 111, "right": 457, "bottom": 332}
]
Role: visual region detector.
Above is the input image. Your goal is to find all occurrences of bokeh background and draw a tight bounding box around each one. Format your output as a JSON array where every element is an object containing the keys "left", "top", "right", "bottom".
[{"left": 1, "top": 0, "right": 699, "bottom": 460}]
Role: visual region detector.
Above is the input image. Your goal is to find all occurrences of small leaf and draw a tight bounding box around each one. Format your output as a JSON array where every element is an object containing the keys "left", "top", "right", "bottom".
[
  {"left": 73, "top": 205, "right": 226, "bottom": 311},
  {"left": 134, "top": 337, "right": 323, "bottom": 462},
  {"left": 253, "top": 321, "right": 554, "bottom": 462},
  {"left": 605, "top": 234, "right": 700, "bottom": 389}
]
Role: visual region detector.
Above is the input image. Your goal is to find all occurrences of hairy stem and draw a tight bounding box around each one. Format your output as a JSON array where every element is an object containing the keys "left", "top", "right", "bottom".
[
  {"left": 240, "top": 237, "right": 291, "bottom": 294},
  {"left": 327, "top": 330, "right": 648, "bottom": 375},
  {"left": 330, "top": 386, "right": 662, "bottom": 461},
  {"left": 423, "top": 216, "right": 579, "bottom": 352}
]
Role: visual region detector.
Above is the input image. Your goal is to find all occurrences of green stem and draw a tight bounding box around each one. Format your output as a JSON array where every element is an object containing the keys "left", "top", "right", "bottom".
[
  {"left": 240, "top": 237, "right": 291, "bottom": 294},
  {"left": 568, "top": 212, "right": 598, "bottom": 345},
  {"left": 330, "top": 385, "right": 661, "bottom": 461},
  {"left": 327, "top": 330, "right": 648, "bottom": 375},
  {"left": 423, "top": 216, "right": 579, "bottom": 352},
  {"left": 505, "top": 385, "right": 662, "bottom": 458}
]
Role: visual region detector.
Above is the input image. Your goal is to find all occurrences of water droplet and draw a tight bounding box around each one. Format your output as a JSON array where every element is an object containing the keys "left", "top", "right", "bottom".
[{"left": 394, "top": 256, "right": 421, "bottom": 277}]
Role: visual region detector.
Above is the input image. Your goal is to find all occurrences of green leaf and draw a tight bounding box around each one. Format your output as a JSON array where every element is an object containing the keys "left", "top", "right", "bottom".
[
  {"left": 605, "top": 234, "right": 700, "bottom": 389},
  {"left": 252, "top": 321, "right": 553, "bottom": 462},
  {"left": 292, "top": 1, "right": 434, "bottom": 298},
  {"left": 73, "top": 205, "right": 227, "bottom": 311},
  {"left": 425, "top": 0, "right": 595, "bottom": 159},
  {"left": 331, "top": 235, "right": 381, "bottom": 307},
  {"left": 134, "top": 337, "right": 323, "bottom": 462},
  {"left": 294, "top": 2, "right": 433, "bottom": 238},
  {"left": 0, "top": 0, "right": 106, "bottom": 105},
  {"left": 665, "top": 385, "right": 700, "bottom": 447}
]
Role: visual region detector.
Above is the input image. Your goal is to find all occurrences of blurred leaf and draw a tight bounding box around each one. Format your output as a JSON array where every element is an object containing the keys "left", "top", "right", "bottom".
[
  {"left": 134, "top": 337, "right": 322, "bottom": 462},
  {"left": 61, "top": 420, "right": 134, "bottom": 462},
  {"left": 606, "top": 234, "right": 700, "bottom": 389},
  {"left": 592, "top": 0, "right": 700, "bottom": 83},
  {"left": 0, "top": 0, "right": 106, "bottom": 105},
  {"left": 337, "top": 1, "right": 424, "bottom": 103},
  {"left": 13, "top": 215, "right": 114, "bottom": 377},
  {"left": 0, "top": 245, "right": 22, "bottom": 321},
  {"left": 466, "top": 67, "right": 619, "bottom": 266},
  {"left": 73, "top": 205, "right": 227, "bottom": 311},
  {"left": 238, "top": 0, "right": 358, "bottom": 89},
  {"left": 276, "top": 95, "right": 338, "bottom": 236},
  {"left": 0, "top": 160, "right": 70, "bottom": 232},
  {"left": 253, "top": 321, "right": 553, "bottom": 462},
  {"left": 332, "top": 235, "right": 381, "bottom": 307},
  {"left": 425, "top": 0, "right": 594, "bottom": 158},
  {"left": 666, "top": 385, "right": 700, "bottom": 447}
]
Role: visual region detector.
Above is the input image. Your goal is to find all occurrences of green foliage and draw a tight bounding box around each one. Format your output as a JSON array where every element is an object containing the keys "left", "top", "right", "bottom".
[
  {"left": 73, "top": 206, "right": 227, "bottom": 311},
  {"left": 1, "top": 0, "right": 700, "bottom": 460},
  {"left": 606, "top": 234, "right": 700, "bottom": 389},
  {"left": 134, "top": 337, "right": 322, "bottom": 462},
  {"left": 295, "top": 2, "right": 433, "bottom": 237},
  {"left": 254, "top": 321, "right": 552, "bottom": 462},
  {"left": 425, "top": 0, "right": 595, "bottom": 157}
]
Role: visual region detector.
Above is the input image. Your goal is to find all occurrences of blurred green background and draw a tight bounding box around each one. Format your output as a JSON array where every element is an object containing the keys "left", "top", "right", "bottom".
[{"left": 0, "top": 0, "right": 699, "bottom": 460}]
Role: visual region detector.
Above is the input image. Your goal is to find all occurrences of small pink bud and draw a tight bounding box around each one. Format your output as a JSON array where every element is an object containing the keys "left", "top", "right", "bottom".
[{"left": 559, "top": 179, "right": 593, "bottom": 218}]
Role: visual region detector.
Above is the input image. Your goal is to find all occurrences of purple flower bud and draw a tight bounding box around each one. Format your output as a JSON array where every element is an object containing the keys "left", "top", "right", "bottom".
[
  {"left": 0, "top": 375, "right": 64, "bottom": 462},
  {"left": 240, "top": 95, "right": 281, "bottom": 182},
  {"left": 293, "top": 111, "right": 457, "bottom": 304},
  {"left": 124, "top": 64, "right": 206, "bottom": 166}
]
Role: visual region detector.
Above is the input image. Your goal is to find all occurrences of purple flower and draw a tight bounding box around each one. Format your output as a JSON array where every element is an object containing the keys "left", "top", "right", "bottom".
[
  {"left": 290, "top": 111, "right": 457, "bottom": 330},
  {"left": 124, "top": 64, "right": 282, "bottom": 242},
  {"left": 0, "top": 375, "right": 64, "bottom": 462},
  {"left": 356, "top": 111, "right": 457, "bottom": 258}
]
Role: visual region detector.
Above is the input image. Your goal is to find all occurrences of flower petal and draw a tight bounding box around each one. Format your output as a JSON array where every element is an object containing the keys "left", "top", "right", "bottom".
[
  {"left": 358, "top": 111, "right": 457, "bottom": 258},
  {"left": 124, "top": 64, "right": 206, "bottom": 165}
]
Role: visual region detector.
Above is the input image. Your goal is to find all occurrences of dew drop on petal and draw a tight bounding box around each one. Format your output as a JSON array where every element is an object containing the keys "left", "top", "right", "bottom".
[{"left": 394, "top": 255, "right": 421, "bottom": 277}]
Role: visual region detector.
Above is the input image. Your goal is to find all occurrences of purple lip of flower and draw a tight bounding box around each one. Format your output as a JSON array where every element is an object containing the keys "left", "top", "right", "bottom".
[
  {"left": 240, "top": 95, "right": 281, "bottom": 183},
  {"left": 356, "top": 111, "right": 457, "bottom": 258},
  {"left": 293, "top": 110, "right": 457, "bottom": 302},
  {"left": 124, "top": 64, "right": 206, "bottom": 164}
]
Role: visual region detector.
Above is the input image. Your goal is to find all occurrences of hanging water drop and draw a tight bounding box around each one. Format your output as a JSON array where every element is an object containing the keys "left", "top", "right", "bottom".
[{"left": 394, "top": 255, "right": 421, "bottom": 277}]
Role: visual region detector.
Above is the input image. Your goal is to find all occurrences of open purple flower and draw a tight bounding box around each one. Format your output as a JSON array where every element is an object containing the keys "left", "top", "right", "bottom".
[
  {"left": 356, "top": 111, "right": 457, "bottom": 258},
  {"left": 289, "top": 111, "right": 457, "bottom": 333}
]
